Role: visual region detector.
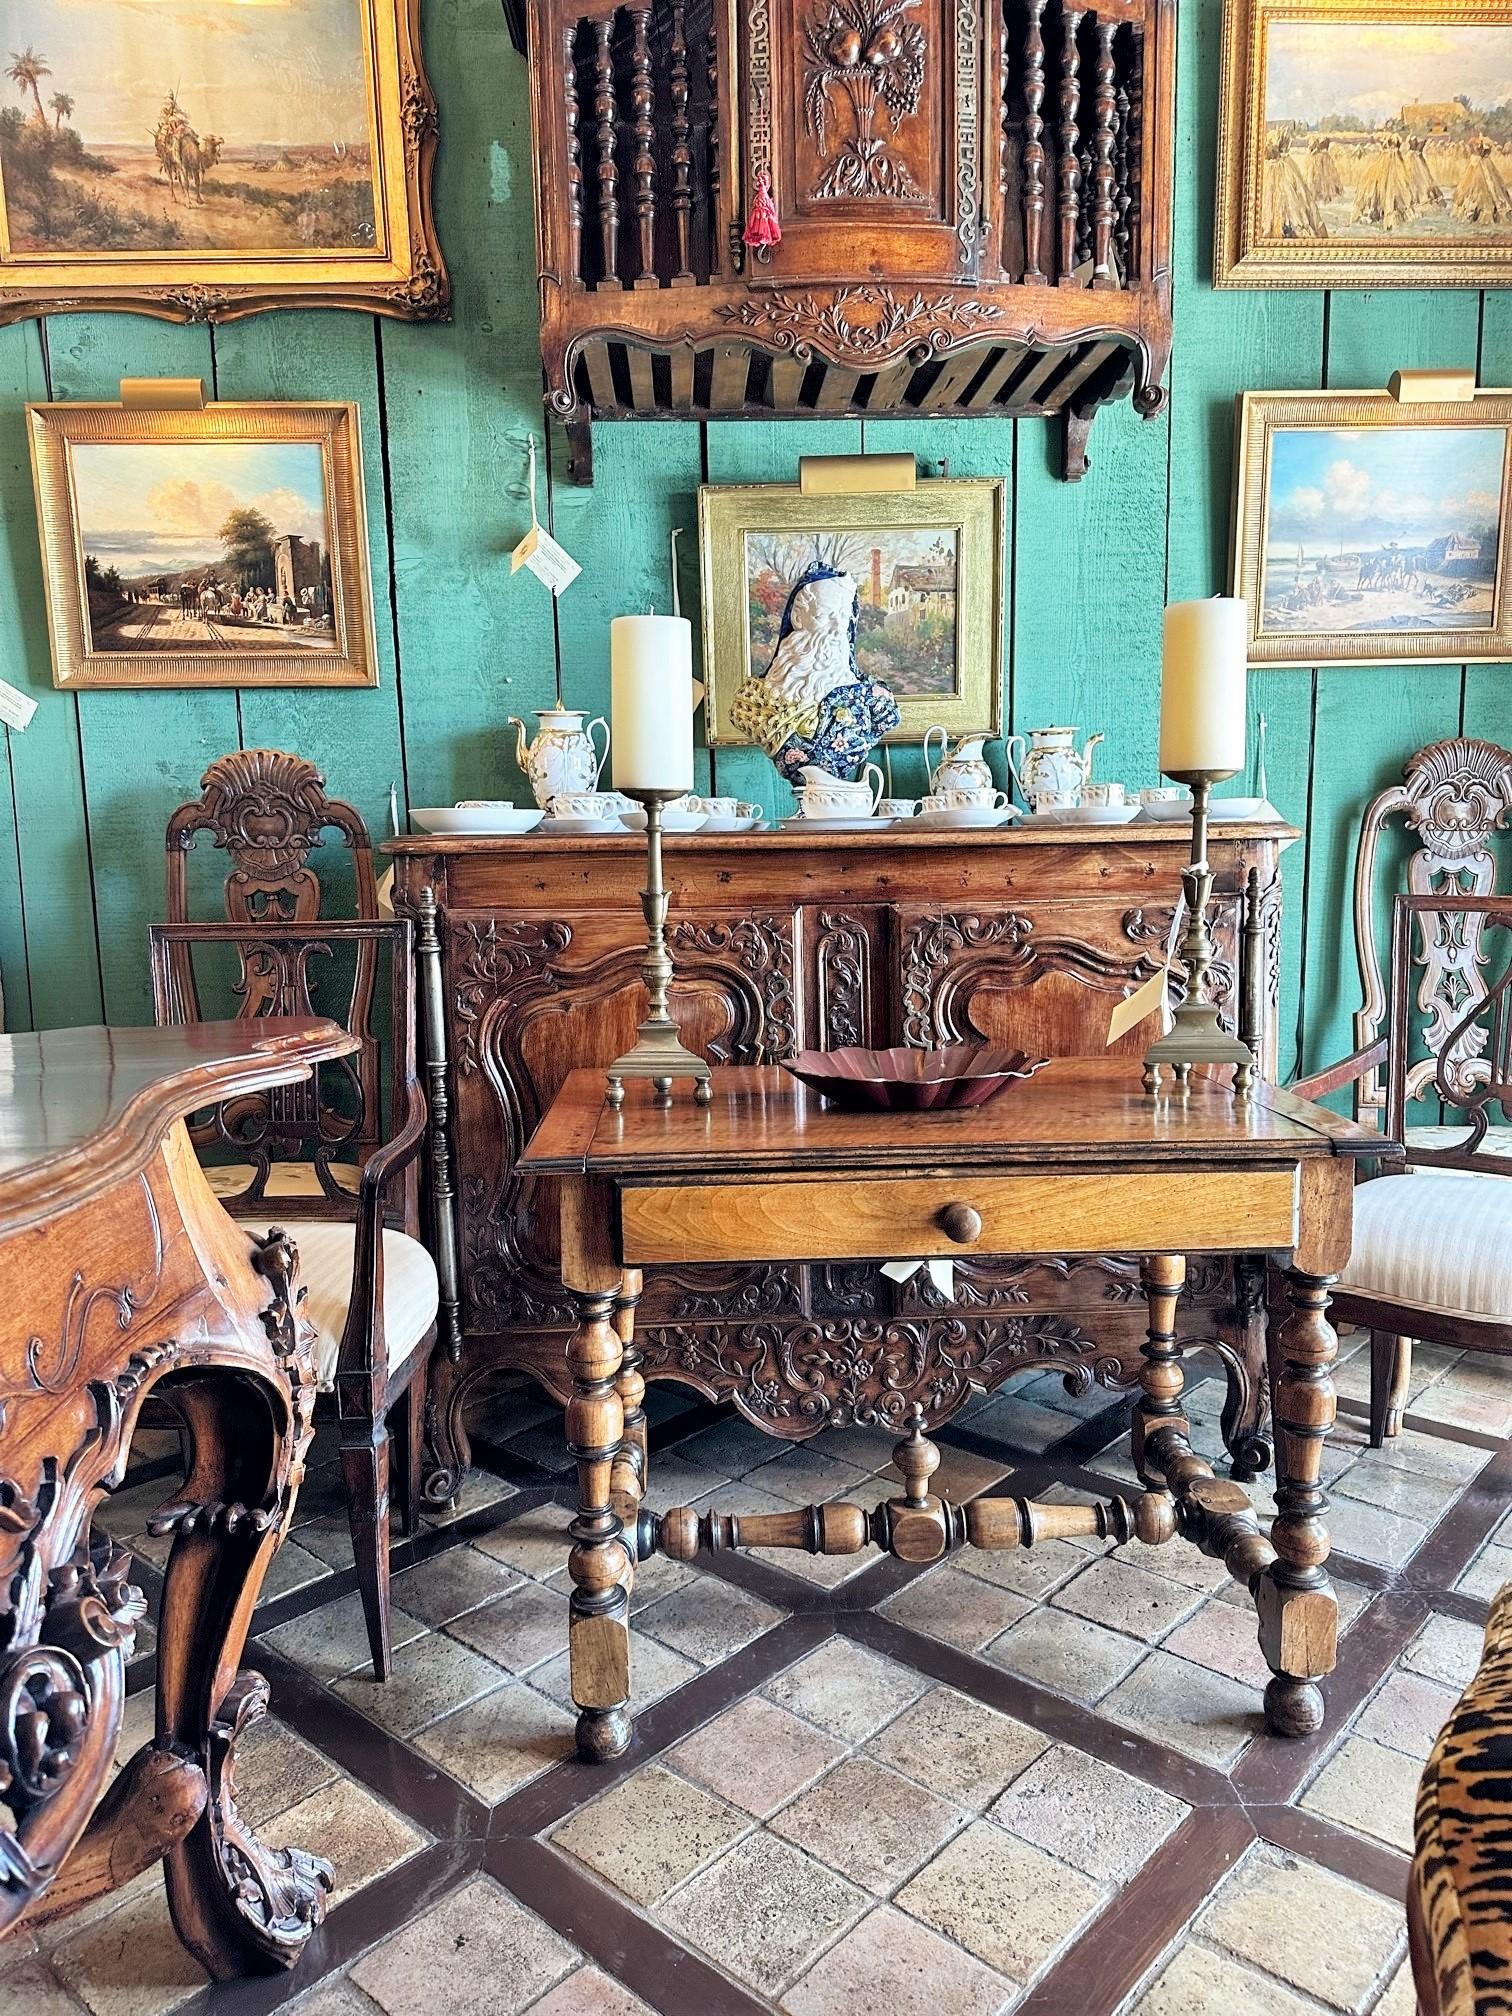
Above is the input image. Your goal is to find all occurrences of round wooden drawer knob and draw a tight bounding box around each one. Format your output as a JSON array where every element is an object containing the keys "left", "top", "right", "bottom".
[{"left": 938, "top": 1202, "right": 983, "bottom": 1245}]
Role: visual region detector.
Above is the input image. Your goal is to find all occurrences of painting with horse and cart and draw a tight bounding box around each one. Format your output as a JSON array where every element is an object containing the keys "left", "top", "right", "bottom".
[{"left": 1232, "top": 388, "right": 1512, "bottom": 668}]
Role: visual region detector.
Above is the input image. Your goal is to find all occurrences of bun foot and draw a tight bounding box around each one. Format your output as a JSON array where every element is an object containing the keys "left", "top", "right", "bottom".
[
  {"left": 1264, "top": 1675, "right": 1324, "bottom": 1738},
  {"left": 576, "top": 1706, "right": 632, "bottom": 1762}
]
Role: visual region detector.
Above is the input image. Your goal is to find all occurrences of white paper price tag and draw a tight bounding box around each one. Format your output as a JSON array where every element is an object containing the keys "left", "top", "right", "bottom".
[
  {"left": 510, "top": 523, "right": 582, "bottom": 596},
  {"left": 0, "top": 679, "right": 37, "bottom": 732},
  {"left": 510, "top": 437, "right": 582, "bottom": 597}
]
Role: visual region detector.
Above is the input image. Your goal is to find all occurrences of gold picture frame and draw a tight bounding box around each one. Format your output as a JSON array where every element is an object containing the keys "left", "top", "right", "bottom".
[
  {"left": 0, "top": 0, "right": 445, "bottom": 323},
  {"left": 1216, "top": 0, "right": 1512, "bottom": 290},
  {"left": 699, "top": 478, "right": 1005, "bottom": 750},
  {"left": 1231, "top": 387, "right": 1512, "bottom": 667},
  {"left": 28, "top": 399, "right": 379, "bottom": 689}
]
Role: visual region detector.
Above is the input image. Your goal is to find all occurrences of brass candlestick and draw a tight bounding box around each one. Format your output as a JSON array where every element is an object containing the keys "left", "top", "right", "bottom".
[
  {"left": 1141, "top": 770, "right": 1257, "bottom": 1099},
  {"left": 607, "top": 788, "right": 712, "bottom": 1109}
]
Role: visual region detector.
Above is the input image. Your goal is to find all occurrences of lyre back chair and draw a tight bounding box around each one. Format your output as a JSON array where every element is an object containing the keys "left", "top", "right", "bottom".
[
  {"left": 149, "top": 917, "right": 436, "bottom": 1678},
  {"left": 1298, "top": 867, "right": 1512, "bottom": 1443}
]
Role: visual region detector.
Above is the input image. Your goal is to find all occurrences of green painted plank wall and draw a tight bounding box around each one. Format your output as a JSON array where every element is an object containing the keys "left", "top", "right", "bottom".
[{"left": 0, "top": 0, "right": 1507, "bottom": 1070}]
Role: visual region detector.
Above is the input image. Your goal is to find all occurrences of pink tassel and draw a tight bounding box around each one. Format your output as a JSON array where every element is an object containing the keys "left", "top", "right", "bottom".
[{"left": 743, "top": 172, "right": 782, "bottom": 250}]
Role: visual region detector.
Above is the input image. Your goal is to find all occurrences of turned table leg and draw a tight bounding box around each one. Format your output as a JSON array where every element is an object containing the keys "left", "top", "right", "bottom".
[
  {"left": 1135, "top": 1253, "right": 1188, "bottom": 1483},
  {"left": 567, "top": 1279, "right": 634, "bottom": 1761},
  {"left": 610, "top": 1267, "right": 647, "bottom": 1531},
  {"left": 1259, "top": 1268, "right": 1340, "bottom": 1737}
]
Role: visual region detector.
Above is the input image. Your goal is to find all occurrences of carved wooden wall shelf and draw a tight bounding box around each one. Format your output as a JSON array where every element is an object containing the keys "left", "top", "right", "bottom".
[{"left": 516, "top": 0, "right": 1175, "bottom": 481}]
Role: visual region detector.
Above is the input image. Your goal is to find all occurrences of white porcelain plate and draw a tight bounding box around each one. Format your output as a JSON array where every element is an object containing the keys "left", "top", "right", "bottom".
[
  {"left": 776, "top": 815, "right": 897, "bottom": 832},
  {"left": 1210, "top": 797, "right": 1281, "bottom": 823},
  {"left": 1031, "top": 803, "right": 1140, "bottom": 827},
  {"left": 1136, "top": 799, "right": 1195, "bottom": 823},
  {"left": 698, "top": 815, "right": 765, "bottom": 833},
  {"left": 542, "top": 816, "right": 629, "bottom": 836},
  {"left": 411, "top": 805, "right": 544, "bottom": 836},
  {"left": 914, "top": 807, "right": 1018, "bottom": 830}
]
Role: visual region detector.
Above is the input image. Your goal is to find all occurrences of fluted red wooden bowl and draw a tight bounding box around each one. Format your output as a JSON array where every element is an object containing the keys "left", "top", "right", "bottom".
[{"left": 782, "top": 1044, "right": 1050, "bottom": 1112}]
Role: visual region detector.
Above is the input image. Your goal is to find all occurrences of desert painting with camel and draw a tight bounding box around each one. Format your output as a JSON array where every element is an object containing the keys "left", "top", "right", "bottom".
[{"left": 0, "top": 0, "right": 379, "bottom": 255}]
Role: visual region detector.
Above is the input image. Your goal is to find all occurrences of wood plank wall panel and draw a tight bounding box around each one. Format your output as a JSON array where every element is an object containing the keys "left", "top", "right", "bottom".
[{"left": 0, "top": 0, "right": 1505, "bottom": 1074}]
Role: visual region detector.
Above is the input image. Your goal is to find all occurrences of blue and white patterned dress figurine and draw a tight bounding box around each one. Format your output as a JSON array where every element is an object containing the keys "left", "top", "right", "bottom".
[{"left": 730, "top": 564, "right": 901, "bottom": 784}]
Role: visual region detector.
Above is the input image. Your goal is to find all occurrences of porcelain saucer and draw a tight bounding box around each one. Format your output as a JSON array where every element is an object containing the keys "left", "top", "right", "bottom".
[
  {"left": 411, "top": 805, "right": 545, "bottom": 836},
  {"left": 777, "top": 815, "right": 897, "bottom": 832},
  {"left": 914, "top": 807, "right": 1017, "bottom": 830},
  {"left": 1025, "top": 804, "right": 1140, "bottom": 827},
  {"left": 543, "top": 816, "right": 629, "bottom": 836}
]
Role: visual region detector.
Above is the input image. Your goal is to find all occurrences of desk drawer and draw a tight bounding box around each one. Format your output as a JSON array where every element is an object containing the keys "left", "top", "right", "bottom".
[{"left": 620, "top": 1168, "right": 1300, "bottom": 1265}]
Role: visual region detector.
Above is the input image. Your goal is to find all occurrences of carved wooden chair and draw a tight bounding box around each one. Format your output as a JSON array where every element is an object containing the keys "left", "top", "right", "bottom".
[
  {"left": 1292, "top": 737, "right": 1512, "bottom": 1443},
  {"left": 165, "top": 750, "right": 382, "bottom": 1204},
  {"left": 149, "top": 918, "right": 436, "bottom": 1679}
]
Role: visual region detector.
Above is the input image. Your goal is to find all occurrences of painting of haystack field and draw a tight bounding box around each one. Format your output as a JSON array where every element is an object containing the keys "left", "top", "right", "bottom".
[
  {"left": 0, "top": 0, "right": 377, "bottom": 255},
  {"left": 1261, "top": 21, "right": 1512, "bottom": 244},
  {"left": 1259, "top": 423, "right": 1508, "bottom": 640},
  {"left": 744, "top": 528, "right": 962, "bottom": 698}
]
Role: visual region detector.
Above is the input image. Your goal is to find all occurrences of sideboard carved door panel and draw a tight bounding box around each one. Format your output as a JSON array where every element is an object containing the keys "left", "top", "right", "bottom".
[
  {"left": 448, "top": 904, "right": 804, "bottom": 1333},
  {"left": 894, "top": 897, "right": 1242, "bottom": 1056}
]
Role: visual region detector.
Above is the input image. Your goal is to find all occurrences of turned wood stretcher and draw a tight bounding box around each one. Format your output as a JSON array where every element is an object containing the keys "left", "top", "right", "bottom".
[
  {"left": 0, "top": 1017, "right": 357, "bottom": 1976},
  {"left": 520, "top": 1059, "right": 1387, "bottom": 1763}
]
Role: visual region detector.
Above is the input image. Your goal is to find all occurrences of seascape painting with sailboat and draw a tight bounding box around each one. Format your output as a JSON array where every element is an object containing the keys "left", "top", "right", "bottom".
[{"left": 1259, "top": 424, "right": 1508, "bottom": 638}]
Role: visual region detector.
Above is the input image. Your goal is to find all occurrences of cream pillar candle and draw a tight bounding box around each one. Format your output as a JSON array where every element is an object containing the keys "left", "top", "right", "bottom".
[
  {"left": 611, "top": 614, "right": 694, "bottom": 792},
  {"left": 1159, "top": 597, "right": 1248, "bottom": 777}
]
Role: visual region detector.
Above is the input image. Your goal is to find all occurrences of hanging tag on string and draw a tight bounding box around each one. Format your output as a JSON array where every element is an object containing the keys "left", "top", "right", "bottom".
[{"left": 510, "top": 437, "right": 581, "bottom": 596}]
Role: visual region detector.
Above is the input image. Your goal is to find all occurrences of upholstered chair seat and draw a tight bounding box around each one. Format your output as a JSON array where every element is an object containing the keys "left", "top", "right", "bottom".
[
  {"left": 205, "top": 1160, "right": 364, "bottom": 1202},
  {"left": 1339, "top": 1170, "right": 1512, "bottom": 1323},
  {"left": 235, "top": 1217, "right": 439, "bottom": 1391}
]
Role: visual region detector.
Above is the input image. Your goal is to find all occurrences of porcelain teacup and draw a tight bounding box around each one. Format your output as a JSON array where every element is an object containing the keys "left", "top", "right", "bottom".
[
  {"left": 1139, "top": 786, "right": 1191, "bottom": 808},
  {"left": 1082, "top": 782, "right": 1126, "bottom": 809},
  {"left": 875, "top": 796, "right": 918, "bottom": 820},
  {"left": 686, "top": 795, "right": 743, "bottom": 820},
  {"left": 925, "top": 787, "right": 1011, "bottom": 812},
  {"left": 550, "top": 790, "right": 623, "bottom": 822}
]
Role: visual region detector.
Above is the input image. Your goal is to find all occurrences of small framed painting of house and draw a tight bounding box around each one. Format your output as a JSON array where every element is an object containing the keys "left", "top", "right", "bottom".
[
  {"left": 1231, "top": 388, "right": 1512, "bottom": 667},
  {"left": 1216, "top": 0, "right": 1512, "bottom": 288},
  {"left": 699, "top": 478, "right": 1005, "bottom": 751},
  {"left": 27, "top": 398, "right": 378, "bottom": 688}
]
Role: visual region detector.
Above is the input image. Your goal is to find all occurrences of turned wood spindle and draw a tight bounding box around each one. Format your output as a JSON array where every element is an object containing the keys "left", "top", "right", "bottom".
[
  {"left": 1090, "top": 18, "right": 1118, "bottom": 286},
  {"left": 1113, "top": 73, "right": 1131, "bottom": 279},
  {"left": 566, "top": 1281, "right": 633, "bottom": 1759},
  {"left": 629, "top": 5, "right": 657, "bottom": 284},
  {"left": 1126, "top": 30, "right": 1144, "bottom": 281},
  {"left": 670, "top": 0, "right": 694, "bottom": 283},
  {"left": 705, "top": 29, "right": 721, "bottom": 272},
  {"left": 1022, "top": 0, "right": 1048, "bottom": 281},
  {"left": 609, "top": 1268, "right": 646, "bottom": 1523},
  {"left": 1260, "top": 1270, "right": 1342, "bottom": 1737},
  {"left": 1057, "top": 5, "right": 1085, "bottom": 282},
  {"left": 894, "top": 1407, "right": 941, "bottom": 1509},
  {"left": 593, "top": 15, "right": 622, "bottom": 289},
  {"left": 563, "top": 23, "right": 584, "bottom": 283}
]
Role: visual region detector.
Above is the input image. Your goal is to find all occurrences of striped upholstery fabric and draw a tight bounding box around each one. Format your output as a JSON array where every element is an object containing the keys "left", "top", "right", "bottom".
[
  {"left": 235, "top": 1218, "right": 438, "bottom": 1390},
  {"left": 1341, "top": 1171, "right": 1512, "bottom": 1323}
]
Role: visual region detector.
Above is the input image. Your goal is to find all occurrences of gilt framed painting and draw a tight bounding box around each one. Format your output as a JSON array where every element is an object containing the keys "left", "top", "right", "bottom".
[
  {"left": 27, "top": 399, "right": 378, "bottom": 688},
  {"left": 1216, "top": 0, "right": 1512, "bottom": 288},
  {"left": 1231, "top": 388, "right": 1512, "bottom": 667},
  {"left": 699, "top": 478, "right": 1005, "bottom": 750},
  {"left": 0, "top": 0, "right": 445, "bottom": 323}
]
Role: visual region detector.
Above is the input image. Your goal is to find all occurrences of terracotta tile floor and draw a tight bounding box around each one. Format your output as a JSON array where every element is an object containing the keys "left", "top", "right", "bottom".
[{"left": 15, "top": 1333, "right": 1507, "bottom": 2015}]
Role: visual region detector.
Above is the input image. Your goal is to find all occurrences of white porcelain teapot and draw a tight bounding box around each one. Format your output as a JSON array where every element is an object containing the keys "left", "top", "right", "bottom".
[
  {"left": 923, "top": 728, "right": 996, "bottom": 796},
  {"left": 508, "top": 705, "right": 610, "bottom": 809},
  {"left": 1005, "top": 726, "right": 1105, "bottom": 810}
]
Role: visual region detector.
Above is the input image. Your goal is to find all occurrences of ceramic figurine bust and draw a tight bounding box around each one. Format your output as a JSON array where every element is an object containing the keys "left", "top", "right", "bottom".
[{"left": 730, "top": 564, "right": 901, "bottom": 784}]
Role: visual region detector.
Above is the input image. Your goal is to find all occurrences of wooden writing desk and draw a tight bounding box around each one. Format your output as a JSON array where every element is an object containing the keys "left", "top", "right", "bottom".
[
  {"left": 521, "top": 1060, "right": 1385, "bottom": 1762},
  {"left": 0, "top": 1019, "right": 357, "bottom": 1976}
]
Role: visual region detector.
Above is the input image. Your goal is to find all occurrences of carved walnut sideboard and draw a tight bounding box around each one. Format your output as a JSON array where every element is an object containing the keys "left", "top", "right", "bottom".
[{"left": 387, "top": 822, "right": 1293, "bottom": 1501}]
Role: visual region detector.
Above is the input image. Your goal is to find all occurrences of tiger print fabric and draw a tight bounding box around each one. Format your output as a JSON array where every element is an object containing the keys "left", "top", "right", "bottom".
[{"left": 1412, "top": 1582, "right": 1512, "bottom": 2016}]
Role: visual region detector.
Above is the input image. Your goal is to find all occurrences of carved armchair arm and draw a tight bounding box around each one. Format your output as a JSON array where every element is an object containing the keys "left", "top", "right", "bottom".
[
  {"left": 1289, "top": 1038, "right": 1388, "bottom": 1105},
  {"left": 334, "top": 1079, "right": 429, "bottom": 1390}
]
